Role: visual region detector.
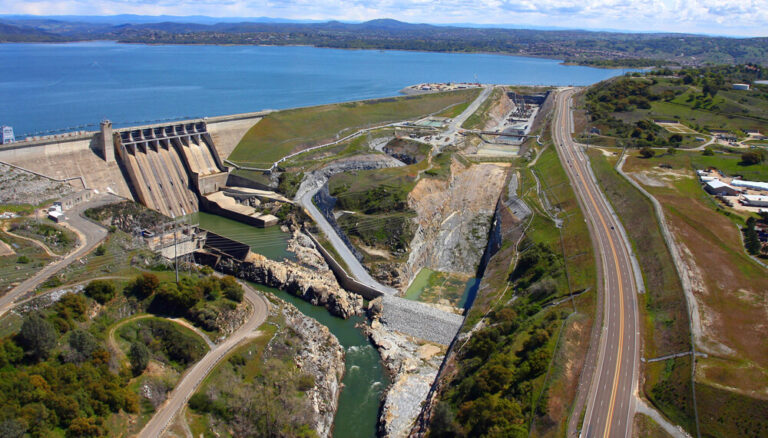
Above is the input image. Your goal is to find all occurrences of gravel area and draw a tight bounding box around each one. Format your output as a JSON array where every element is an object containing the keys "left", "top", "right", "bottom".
[
  {"left": 380, "top": 295, "right": 464, "bottom": 345},
  {"left": 0, "top": 163, "right": 73, "bottom": 205}
]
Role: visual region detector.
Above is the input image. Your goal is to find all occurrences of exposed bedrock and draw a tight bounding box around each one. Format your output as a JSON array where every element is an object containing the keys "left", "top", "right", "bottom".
[
  {"left": 215, "top": 252, "right": 363, "bottom": 319},
  {"left": 406, "top": 160, "right": 508, "bottom": 283}
]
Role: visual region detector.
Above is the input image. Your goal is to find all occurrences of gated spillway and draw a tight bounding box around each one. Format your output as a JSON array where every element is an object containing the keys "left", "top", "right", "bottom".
[{"left": 116, "top": 122, "right": 228, "bottom": 217}]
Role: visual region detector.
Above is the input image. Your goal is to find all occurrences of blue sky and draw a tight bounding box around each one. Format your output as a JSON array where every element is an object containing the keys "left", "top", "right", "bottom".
[{"left": 2, "top": 0, "right": 767, "bottom": 37}]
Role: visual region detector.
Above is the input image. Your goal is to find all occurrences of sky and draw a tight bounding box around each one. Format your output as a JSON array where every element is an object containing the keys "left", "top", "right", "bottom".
[{"left": 2, "top": 0, "right": 767, "bottom": 37}]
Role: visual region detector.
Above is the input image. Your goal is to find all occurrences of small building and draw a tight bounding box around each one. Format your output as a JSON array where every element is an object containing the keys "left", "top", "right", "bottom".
[
  {"left": 705, "top": 180, "right": 741, "bottom": 196},
  {"left": 742, "top": 195, "right": 768, "bottom": 207},
  {"left": 732, "top": 83, "right": 751, "bottom": 91},
  {"left": 0, "top": 126, "right": 15, "bottom": 144},
  {"left": 48, "top": 210, "right": 64, "bottom": 223}
]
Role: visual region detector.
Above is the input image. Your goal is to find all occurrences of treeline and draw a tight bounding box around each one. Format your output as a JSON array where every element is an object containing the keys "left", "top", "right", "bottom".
[{"left": 3, "top": 18, "right": 768, "bottom": 66}]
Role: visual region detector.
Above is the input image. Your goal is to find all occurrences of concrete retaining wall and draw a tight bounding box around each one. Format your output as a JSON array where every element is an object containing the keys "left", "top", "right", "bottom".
[
  {"left": 305, "top": 231, "right": 383, "bottom": 301},
  {"left": 199, "top": 195, "right": 274, "bottom": 228}
]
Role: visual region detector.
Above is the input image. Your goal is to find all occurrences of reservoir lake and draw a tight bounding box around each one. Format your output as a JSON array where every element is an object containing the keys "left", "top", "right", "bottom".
[{"left": 1, "top": 41, "right": 632, "bottom": 137}]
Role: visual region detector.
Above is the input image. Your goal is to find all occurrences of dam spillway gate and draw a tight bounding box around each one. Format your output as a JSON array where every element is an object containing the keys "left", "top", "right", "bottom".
[{"left": 115, "top": 122, "right": 228, "bottom": 218}]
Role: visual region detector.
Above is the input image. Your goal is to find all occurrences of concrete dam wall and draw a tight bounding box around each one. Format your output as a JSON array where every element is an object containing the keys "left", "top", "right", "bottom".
[
  {"left": 115, "top": 122, "right": 228, "bottom": 217},
  {"left": 0, "top": 111, "right": 264, "bottom": 216}
]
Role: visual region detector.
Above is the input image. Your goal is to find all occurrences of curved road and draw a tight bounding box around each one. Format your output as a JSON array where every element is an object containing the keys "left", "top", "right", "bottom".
[
  {"left": 138, "top": 283, "right": 269, "bottom": 438},
  {"left": 0, "top": 195, "right": 114, "bottom": 318},
  {"left": 551, "top": 89, "right": 640, "bottom": 438}
]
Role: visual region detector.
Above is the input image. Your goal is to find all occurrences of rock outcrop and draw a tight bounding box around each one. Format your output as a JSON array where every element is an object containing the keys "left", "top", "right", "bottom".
[
  {"left": 281, "top": 301, "right": 345, "bottom": 438},
  {"left": 215, "top": 252, "right": 364, "bottom": 319}
]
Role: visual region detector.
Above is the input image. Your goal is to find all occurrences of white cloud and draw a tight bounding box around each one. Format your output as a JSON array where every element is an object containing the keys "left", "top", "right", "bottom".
[{"left": 1, "top": 0, "right": 766, "bottom": 36}]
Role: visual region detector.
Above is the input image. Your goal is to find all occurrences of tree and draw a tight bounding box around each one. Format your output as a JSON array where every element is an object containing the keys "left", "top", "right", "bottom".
[
  {"left": 66, "top": 417, "right": 103, "bottom": 438},
  {"left": 65, "top": 330, "right": 99, "bottom": 363},
  {"left": 702, "top": 148, "right": 714, "bottom": 156},
  {"left": 640, "top": 147, "right": 655, "bottom": 158},
  {"left": 55, "top": 293, "right": 88, "bottom": 322},
  {"left": 94, "top": 245, "right": 106, "bottom": 256},
  {"left": 18, "top": 313, "right": 57, "bottom": 361},
  {"left": 669, "top": 134, "right": 683, "bottom": 143},
  {"left": 745, "top": 217, "right": 762, "bottom": 255},
  {"left": 129, "top": 342, "right": 150, "bottom": 375},
  {"left": 129, "top": 273, "right": 159, "bottom": 299},
  {"left": 84, "top": 280, "right": 115, "bottom": 304},
  {"left": 741, "top": 151, "right": 764, "bottom": 165}
]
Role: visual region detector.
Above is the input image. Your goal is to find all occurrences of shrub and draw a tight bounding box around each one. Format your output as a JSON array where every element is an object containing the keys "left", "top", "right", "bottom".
[
  {"left": 220, "top": 276, "right": 244, "bottom": 302},
  {"left": 702, "top": 148, "right": 714, "bottom": 156},
  {"left": 84, "top": 280, "right": 116, "bottom": 304},
  {"left": 297, "top": 374, "right": 315, "bottom": 391},
  {"left": 128, "top": 273, "right": 160, "bottom": 299},
  {"left": 94, "top": 245, "right": 106, "bottom": 256},
  {"left": 640, "top": 147, "right": 655, "bottom": 158},
  {"left": 16, "top": 255, "right": 30, "bottom": 264},
  {"left": 741, "top": 151, "right": 764, "bottom": 165}
]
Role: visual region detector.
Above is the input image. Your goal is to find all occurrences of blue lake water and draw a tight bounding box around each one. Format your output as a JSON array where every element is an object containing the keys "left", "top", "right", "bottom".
[{"left": 0, "top": 41, "right": 632, "bottom": 137}]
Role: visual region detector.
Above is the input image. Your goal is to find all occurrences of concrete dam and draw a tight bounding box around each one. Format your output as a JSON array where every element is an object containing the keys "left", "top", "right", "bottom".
[{"left": 115, "top": 122, "right": 228, "bottom": 217}]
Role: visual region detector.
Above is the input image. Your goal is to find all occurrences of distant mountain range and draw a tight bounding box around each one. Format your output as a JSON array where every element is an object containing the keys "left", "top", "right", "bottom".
[{"left": 1, "top": 16, "right": 766, "bottom": 66}]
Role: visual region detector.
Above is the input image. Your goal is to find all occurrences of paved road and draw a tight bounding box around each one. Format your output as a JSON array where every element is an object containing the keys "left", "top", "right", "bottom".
[
  {"left": 551, "top": 89, "right": 640, "bottom": 438},
  {"left": 0, "top": 195, "right": 115, "bottom": 318},
  {"left": 139, "top": 283, "right": 270, "bottom": 438}
]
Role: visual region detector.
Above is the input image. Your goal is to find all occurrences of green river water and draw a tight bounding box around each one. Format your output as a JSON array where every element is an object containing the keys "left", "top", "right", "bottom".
[{"left": 192, "top": 212, "right": 388, "bottom": 438}]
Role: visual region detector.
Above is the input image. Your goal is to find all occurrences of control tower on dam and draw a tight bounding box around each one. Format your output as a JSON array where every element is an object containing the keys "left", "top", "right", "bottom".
[{"left": 115, "top": 121, "right": 229, "bottom": 218}]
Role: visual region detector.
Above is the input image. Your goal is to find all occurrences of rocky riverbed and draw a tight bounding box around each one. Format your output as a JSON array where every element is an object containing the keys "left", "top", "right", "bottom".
[{"left": 364, "top": 308, "right": 447, "bottom": 438}]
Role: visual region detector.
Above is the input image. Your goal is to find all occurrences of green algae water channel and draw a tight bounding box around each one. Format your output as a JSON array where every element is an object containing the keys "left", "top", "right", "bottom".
[{"left": 193, "top": 212, "right": 388, "bottom": 437}]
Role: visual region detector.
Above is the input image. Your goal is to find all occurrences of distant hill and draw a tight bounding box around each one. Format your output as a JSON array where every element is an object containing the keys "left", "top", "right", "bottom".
[{"left": 0, "top": 16, "right": 766, "bottom": 66}]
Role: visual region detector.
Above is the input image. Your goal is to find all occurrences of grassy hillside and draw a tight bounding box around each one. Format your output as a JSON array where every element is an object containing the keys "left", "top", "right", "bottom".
[{"left": 228, "top": 89, "right": 479, "bottom": 168}]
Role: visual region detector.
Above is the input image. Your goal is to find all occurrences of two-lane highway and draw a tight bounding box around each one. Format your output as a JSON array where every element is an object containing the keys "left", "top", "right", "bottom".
[{"left": 551, "top": 89, "right": 640, "bottom": 437}]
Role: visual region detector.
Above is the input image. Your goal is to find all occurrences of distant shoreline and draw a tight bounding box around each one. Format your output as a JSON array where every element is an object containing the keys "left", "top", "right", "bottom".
[{"left": 0, "top": 39, "right": 652, "bottom": 70}]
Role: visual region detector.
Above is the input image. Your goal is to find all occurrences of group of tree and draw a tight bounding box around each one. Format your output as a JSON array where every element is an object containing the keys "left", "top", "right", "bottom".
[
  {"left": 0, "top": 306, "right": 137, "bottom": 437},
  {"left": 429, "top": 238, "right": 569, "bottom": 436}
]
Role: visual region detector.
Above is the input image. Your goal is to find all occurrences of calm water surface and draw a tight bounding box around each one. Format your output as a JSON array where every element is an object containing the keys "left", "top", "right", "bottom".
[
  {"left": 0, "top": 41, "right": 632, "bottom": 137},
  {"left": 195, "top": 212, "right": 387, "bottom": 438}
]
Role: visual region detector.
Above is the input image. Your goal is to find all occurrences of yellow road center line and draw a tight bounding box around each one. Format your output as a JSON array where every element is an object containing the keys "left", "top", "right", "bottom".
[{"left": 556, "top": 94, "right": 625, "bottom": 437}]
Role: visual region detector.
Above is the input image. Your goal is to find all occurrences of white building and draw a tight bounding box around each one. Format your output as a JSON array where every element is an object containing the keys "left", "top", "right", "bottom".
[
  {"left": 743, "top": 195, "right": 768, "bottom": 207},
  {"left": 0, "top": 126, "right": 14, "bottom": 144},
  {"left": 731, "top": 179, "right": 768, "bottom": 192},
  {"left": 705, "top": 180, "right": 741, "bottom": 196},
  {"left": 732, "top": 83, "right": 751, "bottom": 91}
]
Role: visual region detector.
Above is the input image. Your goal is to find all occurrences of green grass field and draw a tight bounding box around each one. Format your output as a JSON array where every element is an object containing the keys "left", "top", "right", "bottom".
[{"left": 228, "top": 89, "right": 479, "bottom": 168}]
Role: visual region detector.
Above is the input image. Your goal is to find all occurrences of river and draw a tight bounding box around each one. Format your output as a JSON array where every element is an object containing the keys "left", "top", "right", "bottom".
[
  {"left": 0, "top": 41, "right": 633, "bottom": 137},
  {"left": 192, "top": 212, "right": 387, "bottom": 438}
]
